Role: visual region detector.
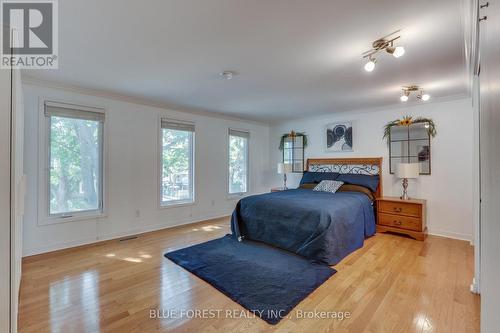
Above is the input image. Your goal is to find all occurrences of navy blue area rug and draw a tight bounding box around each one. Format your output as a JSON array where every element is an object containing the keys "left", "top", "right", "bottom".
[{"left": 164, "top": 234, "right": 336, "bottom": 325}]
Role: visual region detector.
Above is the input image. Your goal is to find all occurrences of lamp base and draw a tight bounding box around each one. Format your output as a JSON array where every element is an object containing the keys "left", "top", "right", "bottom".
[
  {"left": 283, "top": 174, "right": 288, "bottom": 190},
  {"left": 400, "top": 178, "right": 410, "bottom": 200}
]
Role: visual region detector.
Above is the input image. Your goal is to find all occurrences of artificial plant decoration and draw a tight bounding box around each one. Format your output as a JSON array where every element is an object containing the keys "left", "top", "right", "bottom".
[
  {"left": 279, "top": 130, "right": 308, "bottom": 150},
  {"left": 383, "top": 116, "right": 437, "bottom": 144}
]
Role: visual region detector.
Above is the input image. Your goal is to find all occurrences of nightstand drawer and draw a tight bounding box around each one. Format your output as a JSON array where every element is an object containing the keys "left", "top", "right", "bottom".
[
  {"left": 378, "top": 213, "right": 422, "bottom": 231},
  {"left": 378, "top": 201, "right": 421, "bottom": 217}
]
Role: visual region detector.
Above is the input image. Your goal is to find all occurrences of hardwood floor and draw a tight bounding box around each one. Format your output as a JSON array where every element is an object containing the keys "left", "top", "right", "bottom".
[{"left": 18, "top": 217, "right": 479, "bottom": 333}]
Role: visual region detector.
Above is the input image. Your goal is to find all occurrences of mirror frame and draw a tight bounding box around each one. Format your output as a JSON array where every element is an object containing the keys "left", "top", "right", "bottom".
[
  {"left": 388, "top": 123, "right": 431, "bottom": 175},
  {"left": 282, "top": 135, "right": 304, "bottom": 173}
]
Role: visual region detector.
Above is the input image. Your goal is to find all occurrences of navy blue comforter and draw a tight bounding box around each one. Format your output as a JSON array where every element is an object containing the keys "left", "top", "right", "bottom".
[{"left": 231, "top": 189, "right": 376, "bottom": 265}]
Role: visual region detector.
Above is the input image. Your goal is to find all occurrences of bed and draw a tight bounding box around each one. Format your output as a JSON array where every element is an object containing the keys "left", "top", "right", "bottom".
[{"left": 231, "top": 158, "right": 382, "bottom": 265}]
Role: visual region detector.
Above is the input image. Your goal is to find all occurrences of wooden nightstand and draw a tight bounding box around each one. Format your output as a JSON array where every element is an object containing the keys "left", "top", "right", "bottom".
[
  {"left": 376, "top": 197, "right": 427, "bottom": 241},
  {"left": 270, "top": 187, "right": 286, "bottom": 192}
]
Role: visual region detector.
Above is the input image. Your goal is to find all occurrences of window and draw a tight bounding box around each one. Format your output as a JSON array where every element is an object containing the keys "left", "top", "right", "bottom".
[
  {"left": 160, "top": 119, "right": 195, "bottom": 206},
  {"left": 228, "top": 129, "right": 249, "bottom": 194},
  {"left": 44, "top": 102, "right": 105, "bottom": 218}
]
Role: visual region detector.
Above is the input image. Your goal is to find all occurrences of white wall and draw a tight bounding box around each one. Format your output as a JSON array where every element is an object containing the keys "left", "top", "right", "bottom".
[
  {"left": 0, "top": 48, "right": 12, "bottom": 333},
  {"left": 471, "top": 75, "right": 480, "bottom": 293},
  {"left": 269, "top": 98, "right": 475, "bottom": 241},
  {"left": 478, "top": 0, "right": 500, "bottom": 330},
  {"left": 22, "top": 83, "right": 270, "bottom": 256},
  {"left": 11, "top": 68, "right": 24, "bottom": 333}
]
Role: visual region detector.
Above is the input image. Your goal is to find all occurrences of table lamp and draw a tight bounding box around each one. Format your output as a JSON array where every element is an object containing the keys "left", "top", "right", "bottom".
[
  {"left": 396, "top": 163, "right": 420, "bottom": 200},
  {"left": 277, "top": 163, "right": 293, "bottom": 190}
]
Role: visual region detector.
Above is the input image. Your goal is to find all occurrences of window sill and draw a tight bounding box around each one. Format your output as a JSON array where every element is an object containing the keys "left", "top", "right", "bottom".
[
  {"left": 159, "top": 201, "right": 196, "bottom": 209},
  {"left": 37, "top": 212, "right": 107, "bottom": 226},
  {"left": 227, "top": 192, "right": 249, "bottom": 201}
]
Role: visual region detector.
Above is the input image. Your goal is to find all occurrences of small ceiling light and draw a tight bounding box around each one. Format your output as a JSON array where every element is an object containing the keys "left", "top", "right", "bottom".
[
  {"left": 219, "top": 71, "right": 235, "bottom": 80},
  {"left": 401, "top": 86, "right": 430, "bottom": 102},
  {"left": 364, "top": 57, "right": 376, "bottom": 72},
  {"left": 362, "top": 30, "right": 404, "bottom": 70}
]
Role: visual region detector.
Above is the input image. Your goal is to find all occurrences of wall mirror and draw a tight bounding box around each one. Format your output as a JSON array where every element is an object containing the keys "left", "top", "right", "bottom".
[
  {"left": 389, "top": 122, "right": 431, "bottom": 175},
  {"left": 282, "top": 134, "right": 304, "bottom": 173}
]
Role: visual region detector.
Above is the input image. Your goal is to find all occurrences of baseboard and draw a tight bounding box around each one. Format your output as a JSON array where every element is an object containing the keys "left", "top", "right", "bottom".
[
  {"left": 427, "top": 229, "right": 473, "bottom": 243},
  {"left": 23, "top": 236, "right": 98, "bottom": 257},
  {"left": 94, "top": 214, "right": 231, "bottom": 244},
  {"left": 23, "top": 213, "right": 231, "bottom": 257}
]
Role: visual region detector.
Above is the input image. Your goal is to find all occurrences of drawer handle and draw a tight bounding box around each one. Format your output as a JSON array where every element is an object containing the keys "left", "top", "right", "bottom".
[
  {"left": 393, "top": 220, "right": 402, "bottom": 226},
  {"left": 393, "top": 207, "right": 403, "bottom": 213}
]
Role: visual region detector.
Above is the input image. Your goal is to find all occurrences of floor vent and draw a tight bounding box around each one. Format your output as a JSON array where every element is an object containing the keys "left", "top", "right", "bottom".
[{"left": 119, "top": 236, "right": 138, "bottom": 242}]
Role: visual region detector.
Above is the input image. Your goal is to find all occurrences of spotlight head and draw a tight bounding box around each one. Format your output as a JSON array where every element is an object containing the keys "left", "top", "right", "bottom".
[
  {"left": 393, "top": 46, "right": 405, "bottom": 58},
  {"left": 400, "top": 88, "right": 410, "bottom": 102},
  {"left": 421, "top": 93, "right": 430, "bottom": 101},
  {"left": 364, "top": 58, "right": 376, "bottom": 72}
]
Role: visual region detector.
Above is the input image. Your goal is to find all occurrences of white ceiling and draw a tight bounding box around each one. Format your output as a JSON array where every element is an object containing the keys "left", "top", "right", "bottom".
[{"left": 24, "top": 0, "right": 469, "bottom": 122}]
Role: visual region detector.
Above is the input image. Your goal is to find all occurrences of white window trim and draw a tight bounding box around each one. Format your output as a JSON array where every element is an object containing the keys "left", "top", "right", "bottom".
[
  {"left": 157, "top": 115, "right": 196, "bottom": 209},
  {"left": 227, "top": 127, "right": 250, "bottom": 199},
  {"left": 37, "top": 98, "right": 109, "bottom": 225}
]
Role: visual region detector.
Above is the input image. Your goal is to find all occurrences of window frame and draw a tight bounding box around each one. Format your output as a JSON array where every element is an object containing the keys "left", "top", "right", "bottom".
[
  {"left": 227, "top": 128, "right": 250, "bottom": 197},
  {"left": 37, "top": 99, "right": 108, "bottom": 225},
  {"left": 158, "top": 116, "right": 196, "bottom": 208}
]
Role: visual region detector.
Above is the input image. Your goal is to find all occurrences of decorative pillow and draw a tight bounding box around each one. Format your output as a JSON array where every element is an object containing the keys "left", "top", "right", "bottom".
[
  {"left": 299, "top": 171, "right": 339, "bottom": 186},
  {"left": 336, "top": 174, "right": 379, "bottom": 192},
  {"left": 313, "top": 180, "right": 344, "bottom": 193},
  {"left": 337, "top": 184, "right": 375, "bottom": 201}
]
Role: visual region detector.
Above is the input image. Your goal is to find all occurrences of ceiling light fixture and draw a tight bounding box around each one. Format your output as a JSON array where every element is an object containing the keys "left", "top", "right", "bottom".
[
  {"left": 362, "top": 30, "right": 405, "bottom": 70},
  {"left": 400, "top": 85, "right": 430, "bottom": 102}
]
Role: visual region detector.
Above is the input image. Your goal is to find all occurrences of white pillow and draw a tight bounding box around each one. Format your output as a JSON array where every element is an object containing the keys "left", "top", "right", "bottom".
[{"left": 313, "top": 180, "right": 344, "bottom": 193}]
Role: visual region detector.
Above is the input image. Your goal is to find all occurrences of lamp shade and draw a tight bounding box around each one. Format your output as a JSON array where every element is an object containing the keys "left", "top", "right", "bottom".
[
  {"left": 396, "top": 163, "right": 420, "bottom": 179},
  {"left": 277, "top": 163, "right": 293, "bottom": 174}
]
